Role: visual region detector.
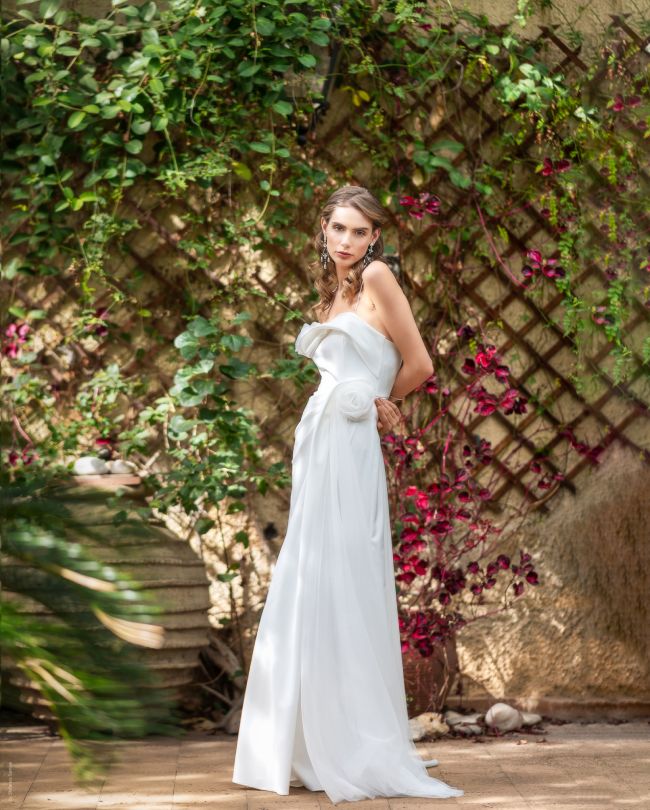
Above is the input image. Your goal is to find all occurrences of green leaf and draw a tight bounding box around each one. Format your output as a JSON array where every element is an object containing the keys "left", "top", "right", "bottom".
[
  {"left": 272, "top": 99, "right": 293, "bottom": 116},
  {"left": 139, "top": 0, "right": 156, "bottom": 21},
  {"left": 311, "top": 17, "right": 332, "bottom": 30},
  {"left": 256, "top": 17, "right": 275, "bottom": 36},
  {"left": 195, "top": 518, "right": 215, "bottom": 535},
  {"left": 100, "top": 105, "right": 121, "bottom": 119},
  {"left": 67, "top": 110, "right": 86, "bottom": 128},
  {"left": 297, "top": 53, "right": 317, "bottom": 68},
  {"left": 39, "top": 0, "right": 60, "bottom": 18},
  {"left": 429, "top": 155, "right": 453, "bottom": 171},
  {"left": 310, "top": 31, "right": 329, "bottom": 47},
  {"left": 131, "top": 119, "right": 151, "bottom": 135},
  {"left": 169, "top": 415, "right": 194, "bottom": 435},
  {"left": 238, "top": 61, "right": 261, "bottom": 77},
  {"left": 249, "top": 141, "right": 271, "bottom": 153},
  {"left": 449, "top": 169, "right": 472, "bottom": 189},
  {"left": 141, "top": 28, "right": 159, "bottom": 45},
  {"left": 2, "top": 258, "right": 24, "bottom": 280},
  {"left": 431, "top": 139, "right": 464, "bottom": 155},
  {"left": 173, "top": 332, "right": 199, "bottom": 359},
  {"left": 188, "top": 316, "right": 217, "bottom": 337},
  {"left": 219, "top": 358, "right": 253, "bottom": 379},
  {"left": 232, "top": 161, "right": 252, "bottom": 181}
]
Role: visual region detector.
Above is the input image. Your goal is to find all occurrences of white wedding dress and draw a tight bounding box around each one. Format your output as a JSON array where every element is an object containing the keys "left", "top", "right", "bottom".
[{"left": 232, "top": 311, "right": 463, "bottom": 804}]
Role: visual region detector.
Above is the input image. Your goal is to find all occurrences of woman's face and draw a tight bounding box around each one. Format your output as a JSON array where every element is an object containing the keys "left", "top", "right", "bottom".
[{"left": 321, "top": 206, "right": 378, "bottom": 269}]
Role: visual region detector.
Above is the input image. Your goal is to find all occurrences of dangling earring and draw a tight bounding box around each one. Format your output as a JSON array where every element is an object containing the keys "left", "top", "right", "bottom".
[
  {"left": 320, "top": 234, "right": 329, "bottom": 271},
  {"left": 362, "top": 241, "right": 375, "bottom": 269}
]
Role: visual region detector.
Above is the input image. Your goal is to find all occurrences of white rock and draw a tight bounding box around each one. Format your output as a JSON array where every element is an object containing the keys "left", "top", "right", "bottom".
[
  {"left": 409, "top": 712, "right": 449, "bottom": 741},
  {"left": 107, "top": 459, "right": 136, "bottom": 474},
  {"left": 521, "top": 711, "right": 543, "bottom": 726},
  {"left": 456, "top": 723, "right": 483, "bottom": 736},
  {"left": 443, "top": 710, "right": 465, "bottom": 727},
  {"left": 485, "top": 702, "right": 524, "bottom": 732},
  {"left": 72, "top": 456, "right": 109, "bottom": 475},
  {"left": 444, "top": 710, "right": 483, "bottom": 726}
]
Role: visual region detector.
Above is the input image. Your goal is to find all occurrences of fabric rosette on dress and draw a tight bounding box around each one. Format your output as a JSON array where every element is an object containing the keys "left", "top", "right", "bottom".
[{"left": 330, "top": 378, "right": 377, "bottom": 422}]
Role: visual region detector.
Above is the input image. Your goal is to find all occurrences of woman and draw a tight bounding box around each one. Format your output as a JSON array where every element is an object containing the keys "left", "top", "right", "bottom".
[{"left": 232, "top": 186, "right": 463, "bottom": 804}]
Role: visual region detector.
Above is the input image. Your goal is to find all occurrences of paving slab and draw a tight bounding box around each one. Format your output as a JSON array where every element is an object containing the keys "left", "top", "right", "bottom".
[{"left": 2, "top": 721, "right": 649, "bottom": 808}]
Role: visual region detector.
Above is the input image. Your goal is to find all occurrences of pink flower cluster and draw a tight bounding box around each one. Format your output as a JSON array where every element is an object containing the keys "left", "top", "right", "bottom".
[
  {"left": 560, "top": 427, "right": 605, "bottom": 464},
  {"left": 396, "top": 548, "right": 539, "bottom": 655},
  {"left": 399, "top": 608, "right": 465, "bottom": 656},
  {"left": 540, "top": 157, "right": 571, "bottom": 176},
  {"left": 3, "top": 322, "right": 30, "bottom": 359},
  {"left": 611, "top": 94, "right": 641, "bottom": 112},
  {"left": 461, "top": 344, "right": 528, "bottom": 416},
  {"left": 399, "top": 192, "right": 441, "bottom": 219},
  {"left": 8, "top": 447, "right": 39, "bottom": 466},
  {"left": 522, "top": 249, "right": 565, "bottom": 282},
  {"left": 529, "top": 458, "right": 565, "bottom": 490}
]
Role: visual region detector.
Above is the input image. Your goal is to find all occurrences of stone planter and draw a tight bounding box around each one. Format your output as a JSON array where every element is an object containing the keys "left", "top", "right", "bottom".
[
  {"left": 2, "top": 475, "right": 211, "bottom": 721},
  {"left": 402, "top": 639, "right": 459, "bottom": 718}
]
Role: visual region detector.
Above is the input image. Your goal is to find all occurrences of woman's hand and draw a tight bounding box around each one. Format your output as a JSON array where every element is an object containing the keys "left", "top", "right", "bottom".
[{"left": 375, "top": 397, "right": 403, "bottom": 435}]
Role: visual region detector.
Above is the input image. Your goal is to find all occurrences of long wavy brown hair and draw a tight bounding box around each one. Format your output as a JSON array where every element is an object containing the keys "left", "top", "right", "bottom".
[{"left": 309, "top": 185, "right": 391, "bottom": 321}]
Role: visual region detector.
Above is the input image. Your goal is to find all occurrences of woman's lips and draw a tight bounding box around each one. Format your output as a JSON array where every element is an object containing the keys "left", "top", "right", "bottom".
[{"left": 336, "top": 251, "right": 352, "bottom": 257}]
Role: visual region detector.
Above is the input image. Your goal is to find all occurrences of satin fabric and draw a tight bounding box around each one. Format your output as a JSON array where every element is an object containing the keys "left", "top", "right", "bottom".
[{"left": 232, "top": 312, "right": 463, "bottom": 804}]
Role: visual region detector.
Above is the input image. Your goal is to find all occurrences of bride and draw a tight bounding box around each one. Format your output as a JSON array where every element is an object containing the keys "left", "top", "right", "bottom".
[{"left": 232, "top": 185, "right": 463, "bottom": 804}]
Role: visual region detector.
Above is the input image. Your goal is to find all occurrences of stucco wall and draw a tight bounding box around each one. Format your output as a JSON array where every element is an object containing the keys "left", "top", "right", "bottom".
[{"left": 455, "top": 443, "right": 650, "bottom": 718}]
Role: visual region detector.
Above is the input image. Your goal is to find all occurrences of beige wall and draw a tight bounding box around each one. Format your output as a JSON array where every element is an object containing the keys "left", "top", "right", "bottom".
[{"left": 455, "top": 443, "right": 650, "bottom": 718}]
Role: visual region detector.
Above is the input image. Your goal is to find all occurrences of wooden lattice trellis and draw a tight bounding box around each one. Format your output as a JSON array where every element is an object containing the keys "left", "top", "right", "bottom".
[
  {"left": 258, "top": 16, "right": 650, "bottom": 512},
  {"left": 5, "top": 15, "right": 649, "bottom": 517}
]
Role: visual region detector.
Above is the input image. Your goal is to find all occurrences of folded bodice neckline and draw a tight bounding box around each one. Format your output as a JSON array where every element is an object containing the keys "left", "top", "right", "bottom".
[{"left": 314, "top": 311, "right": 396, "bottom": 347}]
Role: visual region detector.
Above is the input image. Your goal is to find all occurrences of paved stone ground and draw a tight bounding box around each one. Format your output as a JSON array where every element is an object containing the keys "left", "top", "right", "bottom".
[{"left": 2, "top": 720, "right": 649, "bottom": 809}]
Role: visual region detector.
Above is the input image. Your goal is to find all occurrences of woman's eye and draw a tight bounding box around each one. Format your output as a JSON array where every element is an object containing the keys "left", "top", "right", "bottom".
[{"left": 334, "top": 225, "right": 363, "bottom": 235}]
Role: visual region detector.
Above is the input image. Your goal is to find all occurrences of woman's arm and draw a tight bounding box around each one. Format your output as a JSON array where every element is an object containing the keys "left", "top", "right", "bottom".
[{"left": 361, "top": 261, "right": 434, "bottom": 400}]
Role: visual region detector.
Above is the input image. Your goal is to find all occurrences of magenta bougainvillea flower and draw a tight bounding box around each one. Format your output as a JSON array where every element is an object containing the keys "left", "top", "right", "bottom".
[
  {"left": 560, "top": 427, "right": 604, "bottom": 464},
  {"left": 461, "top": 343, "right": 528, "bottom": 416},
  {"left": 591, "top": 306, "right": 615, "bottom": 325},
  {"left": 8, "top": 447, "right": 39, "bottom": 466},
  {"left": 611, "top": 94, "right": 641, "bottom": 111},
  {"left": 456, "top": 324, "right": 476, "bottom": 341},
  {"left": 3, "top": 321, "right": 31, "bottom": 359},
  {"left": 399, "top": 192, "right": 441, "bottom": 219},
  {"left": 5, "top": 322, "right": 30, "bottom": 341},
  {"left": 521, "top": 248, "right": 565, "bottom": 282},
  {"left": 540, "top": 157, "right": 571, "bottom": 176}
]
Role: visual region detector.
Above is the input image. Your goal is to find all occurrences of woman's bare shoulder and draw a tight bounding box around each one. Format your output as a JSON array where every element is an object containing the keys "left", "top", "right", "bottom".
[{"left": 361, "top": 259, "right": 395, "bottom": 283}]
